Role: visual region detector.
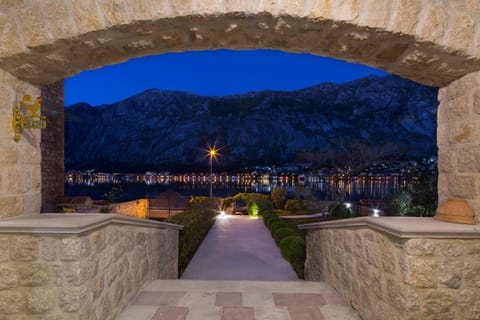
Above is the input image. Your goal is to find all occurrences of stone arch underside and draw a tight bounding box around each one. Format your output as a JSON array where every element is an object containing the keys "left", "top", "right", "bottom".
[
  {"left": 0, "top": 0, "right": 479, "bottom": 219},
  {"left": 1, "top": 0, "right": 480, "bottom": 87}
]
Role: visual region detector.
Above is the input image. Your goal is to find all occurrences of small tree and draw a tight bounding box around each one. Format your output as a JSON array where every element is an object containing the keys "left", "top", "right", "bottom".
[{"left": 271, "top": 187, "right": 287, "bottom": 209}]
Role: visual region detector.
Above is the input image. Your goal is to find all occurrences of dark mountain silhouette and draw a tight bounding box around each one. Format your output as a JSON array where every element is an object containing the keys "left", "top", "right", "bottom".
[{"left": 65, "top": 75, "right": 438, "bottom": 172}]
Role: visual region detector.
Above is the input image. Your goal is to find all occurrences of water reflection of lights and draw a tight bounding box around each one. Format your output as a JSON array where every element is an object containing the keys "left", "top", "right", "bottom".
[{"left": 65, "top": 172, "right": 432, "bottom": 201}]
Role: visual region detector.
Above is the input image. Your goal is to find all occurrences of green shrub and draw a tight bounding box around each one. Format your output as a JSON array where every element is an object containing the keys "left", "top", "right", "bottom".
[
  {"left": 264, "top": 215, "right": 280, "bottom": 228},
  {"left": 273, "top": 228, "right": 297, "bottom": 244},
  {"left": 284, "top": 199, "right": 304, "bottom": 213},
  {"left": 279, "top": 236, "right": 306, "bottom": 278},
  {"left": 271, "top": 187, "right": 287, "bottom": 209},
  {"left": 256, "top": 199, "right": 273, "bottom": 215},
  {"left": 247, "top": 202, "right": 259, "bottom": 216},
  {"left": 165, "top": 199, "right": 217, "bottom": 275},
  {"left": 270, "top": 221, "right": 289, "bottom": 235},
  {"left": 330, "top": 203, "right": 354, "bottom": 218}
]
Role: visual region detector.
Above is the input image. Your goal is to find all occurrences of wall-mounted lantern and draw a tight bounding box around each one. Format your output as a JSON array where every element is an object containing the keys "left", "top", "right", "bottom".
[{"left": 12, "top": 95, "right": 46, "bottom": 142}]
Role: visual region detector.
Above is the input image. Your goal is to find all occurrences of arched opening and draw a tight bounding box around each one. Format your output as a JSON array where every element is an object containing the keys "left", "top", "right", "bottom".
[
  {"left": 62, "top": 49, "right": 438, "bottom": 215},
  {"left": 0, "top": 2, "right": 479, "bottom": 320}
]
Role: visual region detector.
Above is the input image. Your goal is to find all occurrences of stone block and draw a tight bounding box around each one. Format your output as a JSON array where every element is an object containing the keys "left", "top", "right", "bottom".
[
  {"left": 16, "top": 3, "right": 55, "bottom": 48},
  {"left": 60, "top": 287, "right": 81, "bottom": 312},
  {"left": 0, "top": 263, "right": 18, "bottom": 289},
  {"left": 0, "top": 289, "right": 23, "bottom": 314},
  {"left": 0, "top": 195, "right": 24, "bottom": 218},
  {"left": 331, "top": 0, "right": 359, "bottom": 22},
  {"left": 446, "top": 175, "right": 477, "bottom": 199},
  {"left": 400, "top": 256, "right": 437, "bottom": 288},
  {"left": 40, "top": 237, "right": 58, "bottom": 261},
  {"left": 457, "top": 145, "right": 480, "bottom": 173},
  {"left": 386, "top": 279, "right": 420, "bottom": 313},
  {"left": 0, "top": 237, "right": 9, "bottom": 262},
  {"left": 438, "top": 147, "right": 456, "bottom": 173},
  {"left": 463, "top": 258, "right": 480, "bottom": 287},
  {"left": 73, "top": 1, "right": 106, "bottom": 34},
  {"left": 0, "top": 14, "right": 25, "bottom": 58},
  {"left": 61, "top": 237, "right": 91, "bottom": 261},
  {"left": 89, "top": 229, "right": 106, "bottom": 253},
  {"left": 92, "top": 275, "right": 105, "bottom": 301},
  {"left": 422, "top": 290, "right": 455, "bottom": 320},
  {"left": 64, "top": 257, "right": 99, "bottom": 286},
  {"left": 388, "top": 0, "right": 421, "bottom": 35},
  {"left": 416, "top": 2, "right": 448, "bottom": 44},
  {"left": 448, "top": 121, "right": 480, "bottom": 144},
  {"left": 358, "top": 0, "right": 391, "bottom": 28},
  {"left": 0, "top": 141, "right": 18, "bottom": 164},
  {"left": 439, "top": 241, "right": 465, "bottom": 257},
  {"left": 404, "top": 239, "right": 436, "bottom": 256},
  {"left": 456, "top": 288, "right": 480, "bottom": 320},
  {"left": 438, "top": 259, "right": 463, "bottom": 289},
  {"left": 17, "top": 262, "right": 51, "bottom": 286},
  {"left": 101, "top": 0, "right": 132, "bottom": 25},
  {"left": 106, "top": 227, "right": 119, "bottom": 245},
  {"left": 9, "top": 236, "right": 39, "bottom": 262},
  {"left": 22, "top": 192, "right": 42, "bottom": 215},
  {"left": 26, "top": 287, "right": 54, "bottom": 314},
  {"left": 444, "top": 8, "right": 474, "bottom": 53}
]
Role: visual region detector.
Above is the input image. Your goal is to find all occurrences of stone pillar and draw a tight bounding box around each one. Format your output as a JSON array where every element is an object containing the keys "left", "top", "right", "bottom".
[
  {"left": 41, "top": 81, "right": 65, "bottom": 212},
  {"left": 0, "top": 69, "right": 41, "bottom": 218},
  {"left": 438, "top": 71, "right": 480, "bottom": 222}
]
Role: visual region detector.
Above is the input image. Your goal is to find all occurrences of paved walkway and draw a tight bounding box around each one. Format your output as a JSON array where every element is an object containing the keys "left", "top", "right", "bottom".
[
  {"left": 181, "top": 215, "right": 298, "bottom": 280},
  {"left": 117, "top": 280, "right": 360, "bottom": 320},
  {"left": 117, "top": 215, "right": 361, "bottom": 319}
]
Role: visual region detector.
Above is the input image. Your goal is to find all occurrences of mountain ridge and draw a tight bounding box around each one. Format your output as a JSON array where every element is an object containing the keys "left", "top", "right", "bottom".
[{"left": 65, "top": 75, "right": 438, "bottom": 172}]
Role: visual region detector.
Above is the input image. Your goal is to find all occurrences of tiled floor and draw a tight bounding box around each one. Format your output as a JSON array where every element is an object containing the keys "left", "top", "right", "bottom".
[{"left": 117, "top": 280, "right": 360, "bottom": 320}]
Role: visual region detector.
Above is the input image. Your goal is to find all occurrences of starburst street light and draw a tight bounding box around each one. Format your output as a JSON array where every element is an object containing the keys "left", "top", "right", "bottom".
[{"left": 204, "top": 144, "right": 222, "bottom": 198}]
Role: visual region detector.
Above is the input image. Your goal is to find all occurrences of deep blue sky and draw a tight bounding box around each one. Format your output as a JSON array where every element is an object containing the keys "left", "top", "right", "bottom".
[{"left": 65, "top": 49, "right": 388, "bottom": 106}]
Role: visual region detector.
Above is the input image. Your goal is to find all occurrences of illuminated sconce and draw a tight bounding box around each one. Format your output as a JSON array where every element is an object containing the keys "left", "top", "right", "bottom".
[
  {"left": 12, "top": 95, "right": 46, "bottom": 142},
  {"left": 372, "top": 209, "right": 380, "bottom": 217}
]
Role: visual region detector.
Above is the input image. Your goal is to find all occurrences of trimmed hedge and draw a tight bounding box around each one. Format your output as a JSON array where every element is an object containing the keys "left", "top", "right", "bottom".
[
  {"left": 273, "top": 228, "right": 297, "bottom": 244},
  {"left": 165, "top": 198, "right": 217, "bottom": 275},
  {"left": 262, "top": 209, "right": 306, "bottom": 278},
  {"left": 279, "top": 236, "right": 306, "bottom": 277}
]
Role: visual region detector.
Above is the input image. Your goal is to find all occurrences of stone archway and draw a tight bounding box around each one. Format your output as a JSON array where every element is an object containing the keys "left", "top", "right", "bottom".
[{"left": 0, "top": 0, "right": 479, "bottom": 219}]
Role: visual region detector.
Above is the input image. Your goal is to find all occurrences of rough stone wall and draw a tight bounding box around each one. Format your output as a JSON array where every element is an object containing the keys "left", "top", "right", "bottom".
[
  {"left": 305, "top": 228, "right": 480, "bottom": 320},
  {"left": 41, "top": 80, "right": 65, "bottom": 213},
  {"left": 0, "top": 224, "right": 178, "bottom": 320},
  {"left": 110, "top": 199, "right": 149, "bottom": 219},
  {"left": 438, "top": 71, "right": 480, "bottom": 222},
  {"left": 0, "top": 69, "right": 41, "bottom": 218},
  {"left": 0, "top": 1, "right": 479, "bottom": 87}
]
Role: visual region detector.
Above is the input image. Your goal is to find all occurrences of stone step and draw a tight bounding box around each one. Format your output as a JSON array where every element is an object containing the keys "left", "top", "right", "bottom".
[{"left": 117, "top": 280, "right": 360, "bottom": 320}]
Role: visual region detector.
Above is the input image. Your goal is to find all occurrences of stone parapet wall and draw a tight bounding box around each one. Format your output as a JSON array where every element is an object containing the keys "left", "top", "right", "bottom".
[
  {"left": 302, "top": 217, "right": 480, "bottom": 320},
  {"left": 438, "top": 71, "right": 480, "bottom": 222},
  {"left": 111, "top": 199, "right": 149, "bottom": 219},
  {"left": 0, "top": 214, "right": 180, "bottom": 320},
  {"left": 0, "top": 69, "right": 41, "bottom": 218}
]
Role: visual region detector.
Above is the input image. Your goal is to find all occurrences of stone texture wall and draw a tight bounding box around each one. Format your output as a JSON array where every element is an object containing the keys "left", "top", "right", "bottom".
[
  {"left": 438, "top": 71, "right": 480, "bottom": 222},
  {"left": 111, "top": 199, "right": 149, "bottom": 219},
  {"left": 0, "top": 224, "right": 178, "bottom": 320},
  {"left": 41, "top": 80, "right": 65, "bottom": 213},
  {"left": 0, "top": 69, "right": 41, "bottom": 218},
  {"left": 305, "top": 228, "right": 480, "bottom": 320}
]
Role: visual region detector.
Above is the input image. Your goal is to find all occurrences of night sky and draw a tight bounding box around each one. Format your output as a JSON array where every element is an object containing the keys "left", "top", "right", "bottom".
[{"left": 65, "top": 49, "right": 388, "bottom": 106}]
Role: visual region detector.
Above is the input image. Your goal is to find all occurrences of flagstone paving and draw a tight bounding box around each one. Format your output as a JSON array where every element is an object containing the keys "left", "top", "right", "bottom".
[
  {"left": 117, "top": 280, "right": 360, "bottom": 320},
  {"left": 117, "top": 216, "right": 360, "bottom": 319}
]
